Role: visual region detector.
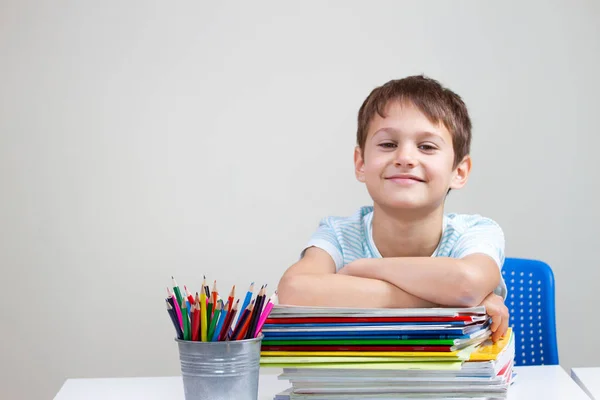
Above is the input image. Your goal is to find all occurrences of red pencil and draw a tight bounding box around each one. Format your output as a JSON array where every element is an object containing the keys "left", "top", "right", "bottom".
[
  {"left": 184, "top": 285, "right": 195, "bottom": 306},
  {"left": 191, "top": 293, "right": 201, "bottom": 341},
  {"left": 227, "top": 285, "right": 235, "bottom": 313},
  {"left": 218, "top": 299, "right": 239, "bottom": 341}
]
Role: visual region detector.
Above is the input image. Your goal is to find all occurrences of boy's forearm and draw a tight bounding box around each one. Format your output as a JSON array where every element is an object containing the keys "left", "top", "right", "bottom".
[
  {"left": 339, "top": 257, "right": 494, "bottom": 307},
  {"left": 277, "top": 273, "right": 437, "bottom": 308}
]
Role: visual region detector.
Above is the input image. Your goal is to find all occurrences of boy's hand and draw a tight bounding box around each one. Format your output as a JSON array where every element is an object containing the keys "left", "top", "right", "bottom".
[
  {"left": 337, "top": 259, "right": 371, "bottom": 277},
  {"left": 480, "top": 292, "right": 509, "bottom": 343}
]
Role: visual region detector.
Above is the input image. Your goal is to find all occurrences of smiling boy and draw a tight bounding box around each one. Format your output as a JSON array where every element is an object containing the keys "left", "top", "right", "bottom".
[{"left": 277, "top": 75, "right": 509, "bottom": 341}]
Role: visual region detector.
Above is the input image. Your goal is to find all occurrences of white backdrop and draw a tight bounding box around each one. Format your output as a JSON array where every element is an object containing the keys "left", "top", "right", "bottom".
[{"left": 1, "top": 1, "right": 598, "bottom": 399}]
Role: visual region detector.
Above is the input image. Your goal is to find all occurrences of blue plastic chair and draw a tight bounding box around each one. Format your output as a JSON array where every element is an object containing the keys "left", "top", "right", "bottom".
[{"left": 501, "top": 258, "right": 559, "bottom": 366}]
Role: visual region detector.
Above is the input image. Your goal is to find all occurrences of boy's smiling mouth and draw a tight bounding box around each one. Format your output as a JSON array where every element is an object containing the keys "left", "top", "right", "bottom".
[{"left": 385, "top": 173, "right": 425, "bottom": 184}]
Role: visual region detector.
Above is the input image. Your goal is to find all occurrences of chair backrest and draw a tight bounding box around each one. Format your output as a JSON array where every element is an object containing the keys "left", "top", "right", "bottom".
[{"left": 501, "top": 257, "right": 559, "bottom": 365}]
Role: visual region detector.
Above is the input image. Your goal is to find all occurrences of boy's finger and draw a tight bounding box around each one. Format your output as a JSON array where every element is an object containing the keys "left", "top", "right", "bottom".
[
  {"left": 490, "top": 314, "right": 500, "bottom": 332},
  {"left": 491, "top": 315, "right": 502, "bottom": 342},
  {"left": 499, "top": 314, "right": 509, "bottom": 338}
]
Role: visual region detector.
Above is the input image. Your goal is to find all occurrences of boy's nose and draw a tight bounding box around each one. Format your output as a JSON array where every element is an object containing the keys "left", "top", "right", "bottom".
[{"left": 394, "top": 147, "right": 417, "bottom": 167}]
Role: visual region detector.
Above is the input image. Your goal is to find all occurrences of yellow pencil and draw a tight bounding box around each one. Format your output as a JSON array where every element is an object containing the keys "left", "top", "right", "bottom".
[{"left": 200, "top": 276, "right": 208, "bottom": 341}]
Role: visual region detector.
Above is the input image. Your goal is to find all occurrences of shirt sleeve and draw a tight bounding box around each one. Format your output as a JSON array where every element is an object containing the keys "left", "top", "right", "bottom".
[
  {"left": 301, "top": 218, "right": 344, "bottom": 270},
  {"left": 451, "top": 217, "right": 507, "bottom": 298}
]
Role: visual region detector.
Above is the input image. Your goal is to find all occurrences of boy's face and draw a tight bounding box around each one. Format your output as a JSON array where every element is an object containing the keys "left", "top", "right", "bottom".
[{"left": 354, "top": 101, "right": 471, "bottom": 212}]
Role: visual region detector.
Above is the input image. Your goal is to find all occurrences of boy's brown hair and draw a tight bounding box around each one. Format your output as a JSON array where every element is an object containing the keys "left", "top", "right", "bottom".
[{"left": 357, "top": 75, "right": 472, "bottom": 168}]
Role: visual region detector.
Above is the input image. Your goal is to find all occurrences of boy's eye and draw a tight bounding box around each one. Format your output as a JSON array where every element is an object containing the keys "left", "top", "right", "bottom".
[
  {"left": 418, "top": 144, "right": 437, "bottom": 151},
  {"left": 378, "top": 142, "right": 397, "bottom": 149}
]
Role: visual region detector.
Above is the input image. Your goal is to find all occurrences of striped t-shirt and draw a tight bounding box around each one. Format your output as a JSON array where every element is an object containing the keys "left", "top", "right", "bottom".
[{"left": 303, "top": 206, "right": 507, "bottom": 298}]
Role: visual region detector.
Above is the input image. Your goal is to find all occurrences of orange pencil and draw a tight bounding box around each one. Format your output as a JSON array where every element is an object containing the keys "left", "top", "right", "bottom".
[{"left": 212, "top": 280, "right": 218, "bottom": 311}]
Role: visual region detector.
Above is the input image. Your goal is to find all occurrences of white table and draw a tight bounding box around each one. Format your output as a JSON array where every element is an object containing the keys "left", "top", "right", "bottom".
[
  {"left": 571, "top": 367, "right": 600, "bottom": 399},
  {"left": 54, "top": 365, "right": 590, "bottom": 400}
]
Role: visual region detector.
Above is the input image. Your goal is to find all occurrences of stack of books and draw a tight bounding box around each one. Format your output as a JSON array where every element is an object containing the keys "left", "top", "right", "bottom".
[{"left": 260, "top": 305, "right": 515, "bottom": 399}]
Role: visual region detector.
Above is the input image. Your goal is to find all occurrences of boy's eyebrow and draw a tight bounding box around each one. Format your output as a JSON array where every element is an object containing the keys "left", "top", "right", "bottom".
[
  {"left": 372, "top": 128, "right": 446, "bottom": 144},
  {"left": 417, "top": 131, "right": 447, "bottom": 144}
]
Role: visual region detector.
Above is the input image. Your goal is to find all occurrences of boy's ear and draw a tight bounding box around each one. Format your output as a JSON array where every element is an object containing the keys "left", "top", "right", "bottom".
[
  {"left": 354, "top": 146, "right": 366, "bottom": 182},
  {"left": 449, "top": 155, "right": 472, "bottom": 189}
]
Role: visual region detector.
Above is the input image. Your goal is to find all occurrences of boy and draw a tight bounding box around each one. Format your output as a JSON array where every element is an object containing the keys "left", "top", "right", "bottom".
[{"left": 278, "top": 75, "right": 509, "bottom": 342}]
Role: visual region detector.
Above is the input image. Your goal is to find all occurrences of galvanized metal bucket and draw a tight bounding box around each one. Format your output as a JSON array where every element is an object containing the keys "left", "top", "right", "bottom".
[{"left": 175, "top": 335, "right": 263, "bottom": 400}]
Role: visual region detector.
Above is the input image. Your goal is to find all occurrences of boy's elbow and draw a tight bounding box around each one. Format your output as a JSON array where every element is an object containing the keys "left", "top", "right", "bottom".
[
  {"left": 277, "top": 274, "right": 305, "bottom": 305},
  {"left": 453, "top": 267, "right": 488, "bottom": 307}
]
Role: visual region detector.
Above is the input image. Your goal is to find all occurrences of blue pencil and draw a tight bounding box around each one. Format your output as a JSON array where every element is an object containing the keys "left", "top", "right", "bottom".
[
  {"left": 241, "top": 282, "right": 255, "bottom": 313},
  {"left": 230, "top": 282, "right": 255, "bottom": 337},
  {"left": 211, "top": 301, "right": 229, "bottom": 341}
]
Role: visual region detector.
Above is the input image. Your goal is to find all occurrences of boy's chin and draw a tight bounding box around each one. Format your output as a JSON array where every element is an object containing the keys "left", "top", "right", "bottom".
[{"left": 374, "top": 194, "right": 441, "bottom": 212}]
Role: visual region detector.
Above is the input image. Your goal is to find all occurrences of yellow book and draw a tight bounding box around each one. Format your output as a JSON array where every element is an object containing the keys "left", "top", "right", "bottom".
[{"left": 468, "top": 328, "right": 513, "bottom": 361}]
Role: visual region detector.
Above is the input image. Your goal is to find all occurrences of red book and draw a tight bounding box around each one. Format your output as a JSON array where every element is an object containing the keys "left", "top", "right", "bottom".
[
  {"left": 260, "top": 345, "right": 452, "bottom": 352},
  {"left": 265, "top": 316, "right": 480, "bottom": 324}
]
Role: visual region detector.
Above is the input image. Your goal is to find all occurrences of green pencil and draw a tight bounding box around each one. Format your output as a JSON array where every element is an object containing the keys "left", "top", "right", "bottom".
[
  {"left": 181, "top": 299, "right": 191, "bottom": 340},
  {"left": 171, "top": 276, "right": 184, "bottom": 308},
  {"left": 207, "top": 300, "right": 222, "bottom": 341},
  {"left": 207, "top": 296, "right": 214, "bottom": 327}
]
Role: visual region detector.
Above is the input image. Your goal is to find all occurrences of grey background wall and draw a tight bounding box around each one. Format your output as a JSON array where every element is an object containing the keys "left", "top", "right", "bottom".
[{"left": 1, "top": 1, "right": 598, "bottom": 399}]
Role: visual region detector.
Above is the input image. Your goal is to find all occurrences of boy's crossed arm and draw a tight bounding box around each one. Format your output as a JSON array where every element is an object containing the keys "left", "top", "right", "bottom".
[
  {"left": 277, "top": 247, "right": 437, "bottom": 309},
  {"left": 278, "top": 247, "right": 509, "bottom": 342},
  {"left": 338, "top": 254, "right": 500, "bottom": 308}
]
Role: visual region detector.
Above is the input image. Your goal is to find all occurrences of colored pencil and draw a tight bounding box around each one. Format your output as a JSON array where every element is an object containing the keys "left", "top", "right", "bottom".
[
  {"left": 240, "top": 282, "right": 254, "bottom": 319},
  {"left": 181, "top": 299, "right": 191, "bottom": 340},
  {"left": 191, "top": 294, "right": 201, "bottom": 341},
  {"left": 166, "top": 299, "right": 183, "bottom": 339},
  {"left": 254, "top": 291, "right": 277, "bottom": 338},
  {"left": 200, "top": 281, "right": 208, "bottom": 342},
  {"left": 207, "top": 296, "right": 214, "bottom": 327},
  {"left": 204, "top": 275, "right": 210, "bottom": 298},
  {"left": 212, "top": 280, "right": 218, "bottom": 312},
  {"left": 235, "top": 301, "right": 255, "bottom": 340},
  {"left": 171, "top": 277, "right": 184, "bottom": 308},
  {"left": 226, "top": 282, "right": 252, "bottom": 338},
  {"left": 227, "top": 285, "right": 235, "bottom": 313},
  {"left": 167, "top": 287, "right": 183, "bottom": 330},
  {"left": 231, "top": 300, "right": 253, "bottom": 339},
  {"left": 219, "top": 299, "right": 239, "bottom": 341},
  {"left": 212, "top": 300, "right": 229, "bottom": 341},
  {"left": 207, "top": 300, "right": 223, "bottom": 341},
  {"left": 245, "top": 286, "right": 265, "bottom": 339},
  {"left": 184, "top": 285, "right": 195, "bottom": 306}
]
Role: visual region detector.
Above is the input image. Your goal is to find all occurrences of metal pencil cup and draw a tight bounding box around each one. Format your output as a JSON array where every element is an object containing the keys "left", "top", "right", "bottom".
[{"left": 175, "top": 335, "right": 263, "bottom": 400}]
